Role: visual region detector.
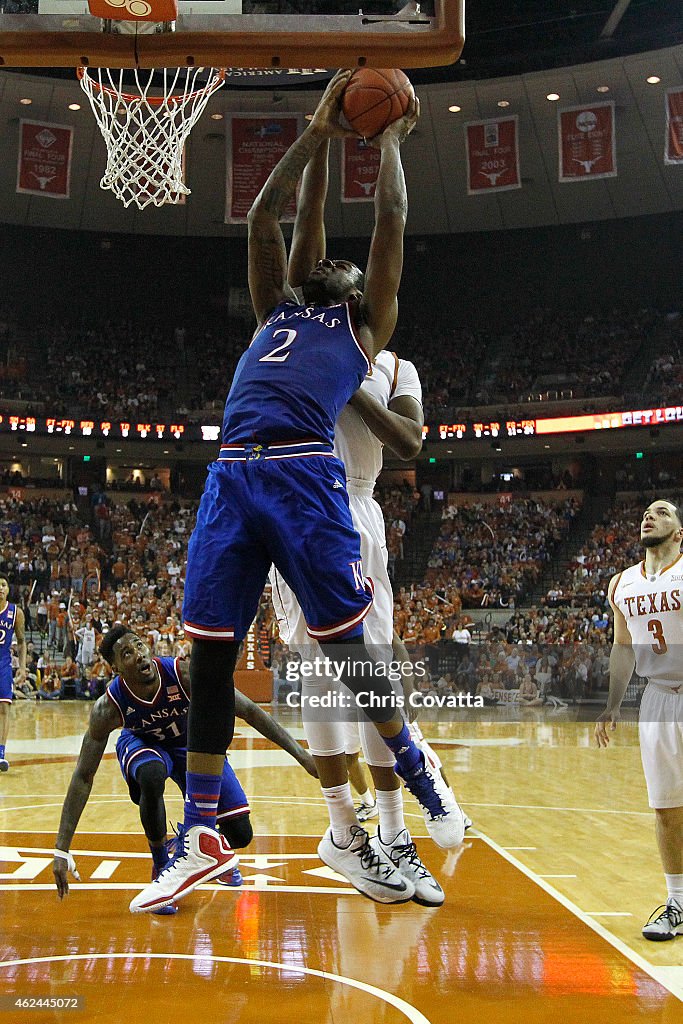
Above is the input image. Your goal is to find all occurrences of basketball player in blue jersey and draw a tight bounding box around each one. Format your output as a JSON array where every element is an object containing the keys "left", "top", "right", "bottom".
[
  {"left": 133, "top": 70, "right": 459, "bottom": 915},
  {"left": 53, "top": 625, "right": 317, "bottom": 915},
  {"left": 0, "top": 577, "right": 27, "bottom": 772}
]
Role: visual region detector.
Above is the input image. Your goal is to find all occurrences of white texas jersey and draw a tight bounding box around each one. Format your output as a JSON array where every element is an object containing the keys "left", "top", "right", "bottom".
[
  {"left": 334, "top": 351, "right": 422, "bottom": 484},
  {"left": 612, "top": 554, "right": 683, "bottom": 685}
]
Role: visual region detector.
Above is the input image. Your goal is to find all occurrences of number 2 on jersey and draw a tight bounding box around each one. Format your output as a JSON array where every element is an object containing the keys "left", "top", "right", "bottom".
[
  {"left": 259, "top": 328, "right": 297, "bottom": 363},
  {"left": 648, "top": 618, "right": 667, "bottom": 655}
]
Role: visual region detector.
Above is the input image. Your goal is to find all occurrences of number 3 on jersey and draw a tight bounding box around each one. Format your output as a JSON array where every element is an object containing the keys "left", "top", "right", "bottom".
[
  {"left": 648, "top": 618, "right": 667, "bottom": 655},
  {"left": 259, "top": 328, "right": 297, "bottom": 363}
]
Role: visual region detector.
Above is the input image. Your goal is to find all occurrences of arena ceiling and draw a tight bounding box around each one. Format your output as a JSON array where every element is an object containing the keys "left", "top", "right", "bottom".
[{"left": 0, "top": 0, "right": 681, "bottom": 236}]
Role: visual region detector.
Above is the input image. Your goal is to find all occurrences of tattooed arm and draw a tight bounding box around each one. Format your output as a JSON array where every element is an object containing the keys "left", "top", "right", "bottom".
[{"left": 247, "top": 70, "right": 353, "bottom": 326}]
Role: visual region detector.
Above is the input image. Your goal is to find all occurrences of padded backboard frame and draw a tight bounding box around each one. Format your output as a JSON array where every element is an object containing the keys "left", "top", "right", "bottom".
[{"left": 0, "top": 1, "right": 464, "bottom": 70}]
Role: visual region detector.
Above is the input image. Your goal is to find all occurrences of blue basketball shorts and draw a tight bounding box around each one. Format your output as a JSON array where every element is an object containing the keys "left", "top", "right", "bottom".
[
  {"left": 0, "top": 664, "right": 13, "bottom": 703},
  {"left": 116, "top": 730, "right": 249, "bottom": 820},
  {"left": 183, "top": 442, "right": 374, "bottom": 643}
]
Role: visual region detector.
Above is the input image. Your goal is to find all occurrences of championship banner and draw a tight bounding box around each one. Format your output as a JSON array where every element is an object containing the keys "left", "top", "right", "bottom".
[
  {"left": 341, "top": 137, "right": 381, "bottom": 202},
  {"left": 665, "top": 88, "right": 683, "bottom": 165},
  {"left": 16, "top": 120, "right": 73, "bottom": 199},
  {"left": 558, "top": 102, "right": 616, "bottom": 182},
  {"left": 464, "top": 116, "right": 521, "bottom": 195},
  {"left": 226, "top": 113, "right": 302, "bottom": 224}
]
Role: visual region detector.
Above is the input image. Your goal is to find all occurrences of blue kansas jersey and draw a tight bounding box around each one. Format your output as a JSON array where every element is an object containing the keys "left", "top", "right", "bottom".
[
  {"left": 0, "top": 603, "right": 16, "bottom": 669},
  {"left": 222, "top": 300, "right": 370, "bottom": 445},
  {"left": 107, "top": 657, "right": 187, "bottom": 749}
]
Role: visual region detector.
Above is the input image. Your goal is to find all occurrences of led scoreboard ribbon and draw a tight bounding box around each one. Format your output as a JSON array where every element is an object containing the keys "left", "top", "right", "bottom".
[
  {"left": 425, "top": 405, "right": 683, "bottom": 442},
  {"left": 0, "top": 406, "right": 681, "bottom": 444}
]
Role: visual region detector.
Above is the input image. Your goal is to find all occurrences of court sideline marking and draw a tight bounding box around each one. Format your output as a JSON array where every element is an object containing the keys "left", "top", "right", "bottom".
[{"left": 475, "top": 828, "right": 682, "bottom": 1003}]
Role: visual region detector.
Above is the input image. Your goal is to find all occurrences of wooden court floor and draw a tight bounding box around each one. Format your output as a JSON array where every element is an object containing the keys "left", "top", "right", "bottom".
[{"left": 1, "top": 702, "right": 682, "bottom": 1023}]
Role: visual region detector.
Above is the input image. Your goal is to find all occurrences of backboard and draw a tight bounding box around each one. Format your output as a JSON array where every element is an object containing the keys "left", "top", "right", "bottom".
[{"left": 0, "top": 1, "right": 464, "bottom": 70}]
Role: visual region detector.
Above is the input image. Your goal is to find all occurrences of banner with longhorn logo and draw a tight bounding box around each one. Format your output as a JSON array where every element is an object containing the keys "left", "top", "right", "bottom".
[
  {"left": 558, "top": 102, "right": 616, "bottom": 182},
  {"left": 464, "top": 116, "right": 521, "bottom": 195},
  {"left": 16, "top": 121, "right": 74, "bottom": 199}
]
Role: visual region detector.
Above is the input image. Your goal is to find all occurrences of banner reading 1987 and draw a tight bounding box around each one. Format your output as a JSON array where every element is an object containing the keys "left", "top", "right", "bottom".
[{"left": 665, "top": 88, "right": 683, "bottom": 165}]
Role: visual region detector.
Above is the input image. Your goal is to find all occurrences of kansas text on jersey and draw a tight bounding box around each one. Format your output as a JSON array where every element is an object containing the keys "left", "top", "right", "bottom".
[
  {"left": 222, "top": 300, "right": 370, "bottom": 446},
  {"left": 107, "top": 657, "right": 188, "bottom": 747}
]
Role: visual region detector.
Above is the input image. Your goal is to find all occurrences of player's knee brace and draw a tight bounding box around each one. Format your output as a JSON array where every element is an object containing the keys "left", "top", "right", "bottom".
[
  {"left": 188, "top": 639, "right": 239, "bottom": 754},
  {"left": 220, "top": 814, "right": 253, "bottom": 850},
  {"left": 136, "top": 759, "right": 168, "bottom": 798}
]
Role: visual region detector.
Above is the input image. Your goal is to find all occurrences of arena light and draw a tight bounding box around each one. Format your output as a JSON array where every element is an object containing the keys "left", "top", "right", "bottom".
[
  {"left": 497, "top": 100, "right": 510, "bottom": 108},
  {"left": 647, "top": 76, "right": 661, "bottom": 84},
  {"left": 546, "top": 93, "right": 560, "bottom": 102},
  {"left": 68, "top": 103, "right": 81, "bottom": 111},
  {"left": 19, "top": 97, "right": 32, "bottom": 105},
  {"left": 448, "top": 104, "right": 461, "bottom": 112},
  {"left": 210, "top": 113, "right": 224, "bottom": 121},
  {"left": 596, "top": 85, "right": 610, "bottom": 93}
]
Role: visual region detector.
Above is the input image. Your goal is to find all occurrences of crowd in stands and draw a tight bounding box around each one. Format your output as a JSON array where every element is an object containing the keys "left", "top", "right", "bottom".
[
  {"left": 0, "top": 492, "right": 194, "bottom": 697},
  {"left": 412, "top": 637, "right": 612, "bottom": 707},
  {"left": 45, "top": 321, "right": 176, "bottom": 421},
  {"left": 473, "top": 307, "right": 657, "bottom": 406},
  {"left": 8, "top": 303, "right": 679, "bottom": 425},
  {"left": 640, "top": 310, "right": 682, "bottom": 403},
  {"left": 2, "top": 481, "right": 676, "bottom": 704},
  {"left": 374, "top": 481, "right": 422, "bottom": 578},
  {"left": 546, "top": 494, "right": 682, "bottom": 611},
  {"left": 420, "top": 496, "right": 580, "bottom": 613}
]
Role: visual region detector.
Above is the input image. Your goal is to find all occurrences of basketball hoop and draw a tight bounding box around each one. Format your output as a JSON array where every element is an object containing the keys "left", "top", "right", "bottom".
[{"left": 78, "top": 66, "right": 225, "bottom": 209}]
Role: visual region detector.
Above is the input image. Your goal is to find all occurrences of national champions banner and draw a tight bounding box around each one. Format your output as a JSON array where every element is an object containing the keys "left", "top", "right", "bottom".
[
  {"left": 226, "top": 114, "right": 302, "bottom": 224},
  {"left": 558, "top": 102, "right": 616, "bottom": 182},
  {"left": 341, "top": 137, "right": 381, "bottom": 202},
  {"left": 665, "top": 88, "right": 683, "bottom": 166},
  {"left": 16, "top": 120, "right": 73, "bottom": 199}
]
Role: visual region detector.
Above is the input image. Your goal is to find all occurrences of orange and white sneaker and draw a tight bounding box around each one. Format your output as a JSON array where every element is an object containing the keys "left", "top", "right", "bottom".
[{"left": 130, "top": 824, "right": 238, "bottom": 914}]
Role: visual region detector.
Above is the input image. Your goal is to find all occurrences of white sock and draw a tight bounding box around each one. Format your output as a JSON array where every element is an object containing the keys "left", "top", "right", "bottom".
[
  {"left": 357, "top": 789, "right": 374, "bottom": 807},
  {"left": 376, "top": 788, "right": 406, "bottom": 844},
  {"left": 322, "top": 783, "right": 358, "bottom": 846},
  {"left": 664, "top": 873, "right": 683, "bottom": 905}
]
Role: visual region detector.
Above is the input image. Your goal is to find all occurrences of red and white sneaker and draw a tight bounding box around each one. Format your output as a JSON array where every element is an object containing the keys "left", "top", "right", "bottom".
[{"left": 130, "top": 824, "right": 238, "bottom": 914}]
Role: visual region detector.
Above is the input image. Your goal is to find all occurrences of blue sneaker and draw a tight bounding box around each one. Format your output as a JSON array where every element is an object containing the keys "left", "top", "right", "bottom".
[
  {"left": 395, "top": 753, "right": 466, "bottom": 849},
  {"left": 151, "top": 863, "right": 178, "bottom": 916},
  {"left": 216, "top": 866, "right": 243, "bottom": 887},
  {"left": 0, "top": 758, "right": 9, "bottom": 772}
]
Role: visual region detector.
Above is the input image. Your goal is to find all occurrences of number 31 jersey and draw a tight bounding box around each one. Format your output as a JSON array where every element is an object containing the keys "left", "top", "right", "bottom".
[
  {"left": 106, "top": 657, "right": 189, "bottom": 748},
  {"left": 612, "top": 555, "right": 683, "bottom": 685},
  {"left": 222, "top": 301, "right": 370, "bottom": 446}
]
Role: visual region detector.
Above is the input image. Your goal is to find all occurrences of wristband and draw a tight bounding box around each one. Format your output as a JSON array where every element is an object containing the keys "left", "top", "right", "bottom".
[{"left": 54, "top": 849, "right": 80, "bottom": 877}]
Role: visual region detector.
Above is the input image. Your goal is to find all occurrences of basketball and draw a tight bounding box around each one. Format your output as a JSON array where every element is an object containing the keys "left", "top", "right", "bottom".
[{"left": 342, "top": 68, "right": 414, "bottom": 140}]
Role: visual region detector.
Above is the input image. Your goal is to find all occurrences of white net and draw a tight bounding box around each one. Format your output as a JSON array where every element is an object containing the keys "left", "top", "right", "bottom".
[{"left": 79, "top": 66, "right": 225, "bottom": 210}]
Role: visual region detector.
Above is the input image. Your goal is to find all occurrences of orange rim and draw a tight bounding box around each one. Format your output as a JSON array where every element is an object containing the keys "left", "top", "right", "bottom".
[{"left": 77, "top": 66, "right": 225, "bottom": 106}]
